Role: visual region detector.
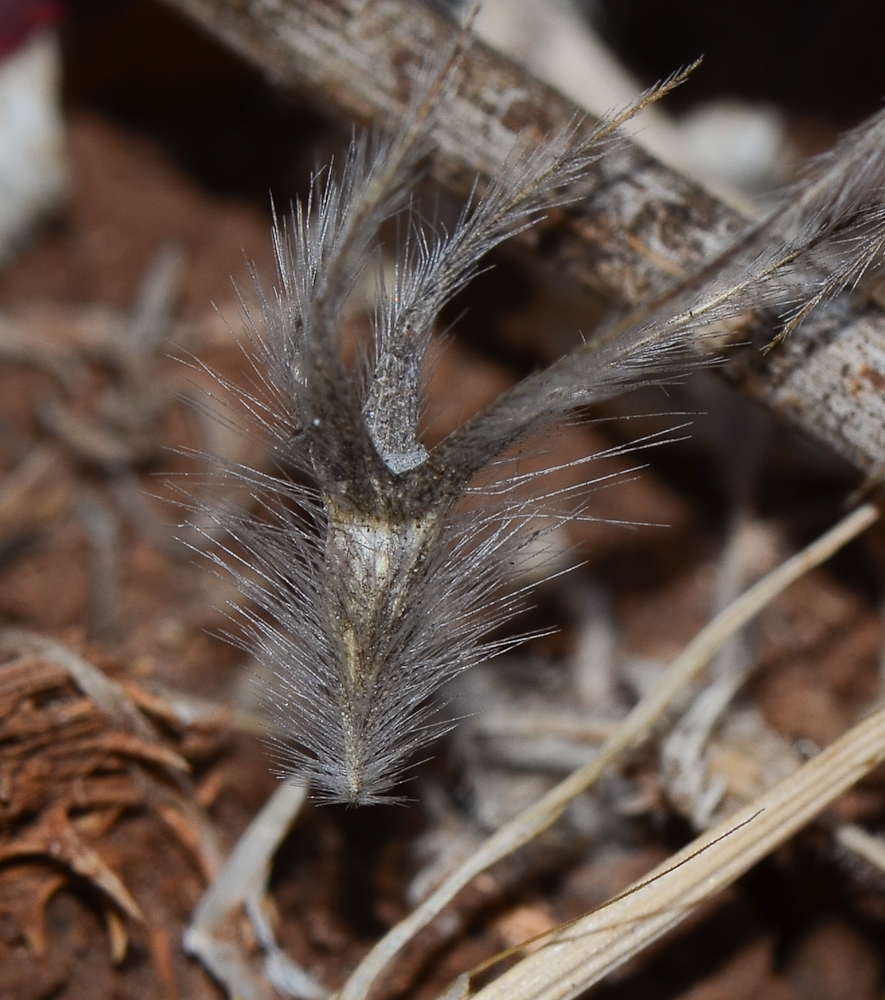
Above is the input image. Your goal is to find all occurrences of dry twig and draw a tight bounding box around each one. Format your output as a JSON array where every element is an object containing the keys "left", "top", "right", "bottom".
[{"left": 462, "top": 699, "right": 885, "bottom": 1000}]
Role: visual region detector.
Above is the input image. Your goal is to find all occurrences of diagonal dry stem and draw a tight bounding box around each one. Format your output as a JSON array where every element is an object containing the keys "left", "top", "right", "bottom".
[
  {"left": 335, "top": 502, "right": 879, "bottom": 1000},
  {"left": 464, "top": 699, "right": 885, "bottom": 1000}
]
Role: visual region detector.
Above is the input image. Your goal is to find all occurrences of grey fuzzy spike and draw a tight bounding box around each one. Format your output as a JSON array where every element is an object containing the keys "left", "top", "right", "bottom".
[
  {"left": 196, "top": 45, "right": 694, "bottom": 804},
  {"left": 191, "top": 32, "right": 885, "bottom": 805}
]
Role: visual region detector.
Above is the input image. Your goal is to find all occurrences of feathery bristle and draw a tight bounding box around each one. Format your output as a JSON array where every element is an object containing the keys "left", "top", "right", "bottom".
[{"left": 190, "top": 31, "right": 885, "bottom": 804}]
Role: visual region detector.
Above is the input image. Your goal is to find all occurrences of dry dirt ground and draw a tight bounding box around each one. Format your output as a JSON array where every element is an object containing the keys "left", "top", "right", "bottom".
[{"left": 2, "top": 3, "right": 885, "bottom": 999}]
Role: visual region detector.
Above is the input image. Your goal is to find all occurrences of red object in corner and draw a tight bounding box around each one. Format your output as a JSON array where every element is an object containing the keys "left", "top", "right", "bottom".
[{"left": 0, "top": 0, "right": 63, "bottom": 59}]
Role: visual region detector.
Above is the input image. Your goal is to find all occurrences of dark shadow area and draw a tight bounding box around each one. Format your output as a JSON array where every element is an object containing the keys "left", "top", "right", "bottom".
[
  {"left": 62, "top": 0, "right": 335, "bottom": 203},
  {"left": 591, "top": 0, "right": 885, "bottom": 120}
]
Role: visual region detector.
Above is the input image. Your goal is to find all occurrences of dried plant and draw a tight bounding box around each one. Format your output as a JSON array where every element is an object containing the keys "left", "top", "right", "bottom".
[
  {"left": 155, "top": 11, "right": 885, "bottom": 1000},
  {"left": 187, "top": 24, "right": 885, "bottom": 814},
  {"left": 465, "top": 659, "right": 885, "bottom": 1000},
  {"left": 188, "top": 37, "right": 698, "bottom": 806}
]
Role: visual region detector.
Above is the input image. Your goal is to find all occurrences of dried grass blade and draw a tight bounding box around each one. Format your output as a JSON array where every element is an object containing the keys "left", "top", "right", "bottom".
[
  {"left": 466, "top": 700, "right": 885, "bottom": 1000},
  {"left": 335, "top": 502, "right": 878, "bottom": 1000}
]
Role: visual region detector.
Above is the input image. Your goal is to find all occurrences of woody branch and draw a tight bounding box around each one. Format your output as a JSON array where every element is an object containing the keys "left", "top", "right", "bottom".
[{"left": 160, "top": 0, "right": 885, "bottom": 478}]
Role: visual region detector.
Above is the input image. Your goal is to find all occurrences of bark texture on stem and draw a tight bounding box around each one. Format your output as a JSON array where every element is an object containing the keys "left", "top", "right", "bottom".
[{"left": 161, "top": 0, "right": 885, "bottom": 476}]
